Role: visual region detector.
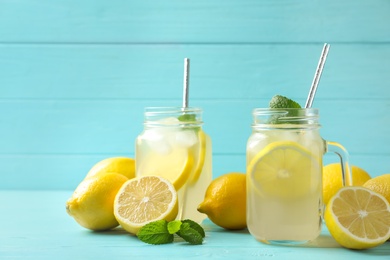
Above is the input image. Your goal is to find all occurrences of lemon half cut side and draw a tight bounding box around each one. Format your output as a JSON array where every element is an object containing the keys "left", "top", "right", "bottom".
[
  {"left": 114, "top": 175, "right": 178, "bottom": 235},
  {"left": 324, "top": 186, "right": 390, "bottom": 249}
]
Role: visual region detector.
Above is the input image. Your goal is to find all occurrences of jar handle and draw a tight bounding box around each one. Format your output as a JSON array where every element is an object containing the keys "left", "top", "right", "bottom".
[{"left": 325, "top": 140, "right": 352, "bottom": 186}]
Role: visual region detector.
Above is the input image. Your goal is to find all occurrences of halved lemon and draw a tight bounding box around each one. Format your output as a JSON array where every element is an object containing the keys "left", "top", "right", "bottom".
[
  {"left": 137, "top": 147, "right": 194, "bottom": 190},
  {"left": 247, "top": 141, "right": 321, "bottom": 199},
  {"left": 325, "top": 186, "right": 390, "bottom": 249},
  {"left": 113, "top": 176, "right": 178, "bottom": 235}
]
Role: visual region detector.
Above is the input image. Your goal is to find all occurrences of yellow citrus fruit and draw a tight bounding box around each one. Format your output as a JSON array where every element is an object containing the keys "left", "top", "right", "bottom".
[
  {"left": 324, "top": 186, "right": 390, "bottom": 249},
  {"left": 363, "top": 174, "right": 390, "bottom": 203},
  {"left": 114, "top": 175, "right": 178, "bottom": 234},
  {"left": 136, "top": 147, "right": 194, "bottom": 190},
  {"left": 197, "top": 172, "right": 246, "bottom": 230},
  {"left": 66, "top": 172, "right": 128, "bottom": 231},
  {"left": 323, "top": 163, "right": 371, "bottom": 205},
  {"left": 247, "top": 141, "right": 321, "bottom": 199},
  {"left": 85, "top": 157, "right": 135, "bottom": 179}
]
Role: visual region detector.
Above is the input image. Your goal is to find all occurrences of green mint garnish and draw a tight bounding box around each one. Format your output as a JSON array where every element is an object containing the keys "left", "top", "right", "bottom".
[
  {"left": 269, "top": 95, "right": 301, "bottom": 109},
  {"left": 137, "top": 219, "right": 205, "bottom": 245},
  {"left": 268, "top": 95, "right": 302, "bottom": 124},
  {"left": 167, "top": 220, "right": 182, "bottom": 234},
  {"left": 137, "top": 220, "right": 173, "bottom": 245},
  {"left": 178, "top": 114, "right": 197, "bottom": 122},
  {"left": 182, "top": 219, "right": 205, "bottom": 238},
  {"left": 177, "top": 222, "right": 204, "bottom": 245},
  {"left": 178, "top": 114, "right": 200, "bottom": 131}
]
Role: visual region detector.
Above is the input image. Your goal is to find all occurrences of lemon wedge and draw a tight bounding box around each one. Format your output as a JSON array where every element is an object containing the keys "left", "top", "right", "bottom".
[
  {"left": 114, "top": 176, "right": 178, "bottom": 235},
  {"left": 325, "top": 186, "right": 390, "bottom": 249},
  {"left": 247, "top": 141, "right": 321, "bottom": 199},
  {"left": 137, "top": 147, "right": 194, "bottom": 190}
]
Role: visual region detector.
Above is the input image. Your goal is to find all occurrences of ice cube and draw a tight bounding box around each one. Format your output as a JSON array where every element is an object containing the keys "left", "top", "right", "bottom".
[
  {"left": 141, "top": 128, "right": 173, "bottom": 155},
  {"left": 159, "top": 117, "right": 181, "bottom": 125},
  {"left": 297, "top": 130, "right": 324, "bottom": 155},
  {"left": 151, "top": 141, "right": 172, "bottom": 155},
  {"left": 247, "top": 133, "right": 268, "bottom": 151},
  {"left": 142, "top": 128, "right": 164, "bottom": 142},
  {"left": 174, "top": 130, "right": 198, "bottom": 148},
  {"left": 277, "top": 130, "right": 300, "bottom": 143}
]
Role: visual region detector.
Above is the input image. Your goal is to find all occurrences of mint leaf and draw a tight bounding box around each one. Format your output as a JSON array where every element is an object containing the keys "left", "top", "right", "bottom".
[
  {"left": 182, "top": 219, "right": 205, "bottom": 238},
  {"left": 269, "top": 95, "right": 301, "bottom": 109},
  {"left": 178, "top": 113, "right": 200, "bottom": 132},
  {"left": 137, "top": 220, "right": 173, "bottom": 245},
  {"left": 167, "top": 220, "right": 182, "bottom": 234},
  {"left": 177, "top": 223, "right": 203, "bottom": 245},
  {"left": 137, "top": 219, "right": 205, "bottom": 245},
  {"left": 268, "top": 95, "right": 302, "bottom": 124},
  {"left": 178, "top": 114, "right": 196, "bottom": 122}
]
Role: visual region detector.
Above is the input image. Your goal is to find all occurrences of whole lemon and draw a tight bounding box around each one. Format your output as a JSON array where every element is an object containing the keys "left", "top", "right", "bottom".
[
  {"left": 363, "top": 173, "right": 390, "bottom": 203},
  {"left": 323, "top": 163, "right": 371, "bottom": 205},
  {"left": 85, "top": 157, "right": 135, "bottom": 179},
  {"left": 66, "top": 172, "right": 128, "bottom": 231},
  {"left": 197, "top": 172, "right": 246, "bottom": 230}
]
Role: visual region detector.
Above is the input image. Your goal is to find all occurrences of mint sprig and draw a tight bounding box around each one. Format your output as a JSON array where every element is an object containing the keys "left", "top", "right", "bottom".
[
  {"left": 268, "top": 95, "right": 302, "bottom": 124},
  {"left": 167, "top": 220, "right": 182, "bottom": 234},
  {"left": 178, "top": 114, "right": 197, "bottom": 122},
  {"left": 182, "top": 219, "right": 205, "bottom": 238},
  {"left": 269, "top": 95, "right": 301, "bottom": 109},
  {"left": 178, "top": 114, "right": 201, "bottom": 132},
  {"left": 136, "top": 220, "right": 174, "bottom": 245},
  {"left": 177, "top": 223, "right": 204, "bottom": 245},
  {"left": 137, "top": 219, "right": 205, "bottom": 245}
]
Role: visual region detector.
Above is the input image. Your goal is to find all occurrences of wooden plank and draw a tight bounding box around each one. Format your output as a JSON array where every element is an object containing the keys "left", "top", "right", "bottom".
[
  {"left": 0, "top": 99, "right": 388, "bottom": 154},
  {"left": 0, "top": 0, "right": 389, "bottom": 43},
  {"left": 1, "top": 191, "right": 389, "bottom": 258},
  {"left": 1, "top": 153, "right": 387, "bottom": 190},
  {"left": 1, "top": 44, "right": 389, "bottom": 99},
  {"left": 0, "top": 154, "right": 244, "bottom": 190}
]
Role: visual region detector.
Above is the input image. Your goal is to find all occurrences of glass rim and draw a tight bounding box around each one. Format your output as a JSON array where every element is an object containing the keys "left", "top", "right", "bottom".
[
  {"left": 144, "top": 107, "right": 202, "bottom": 114},
  {"left": 252, "top": 108, "right": 319, "bottom": 113},
  {"left": 252, "top": 108, "right": 320, "bottom": 127}
]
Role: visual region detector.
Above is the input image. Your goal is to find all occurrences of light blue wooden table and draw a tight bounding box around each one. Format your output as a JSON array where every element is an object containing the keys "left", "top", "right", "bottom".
[
  {"left": 1, "top": 190, "right": 389, "bottom": 259},
  {"left": 1, "top": 1, "right": 389, "bottom": 258}
]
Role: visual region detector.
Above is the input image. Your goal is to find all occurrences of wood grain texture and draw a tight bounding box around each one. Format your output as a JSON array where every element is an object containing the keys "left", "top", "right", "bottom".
[
  {"left": 0, "top": 0, "right": 389, "bottom": 189},
  {"left": 0, "top": 44, "right": 389, "bottom": 100},
  {"left": 0, "top": 0, "right": 389, "bottom": 43},
  {"left": 1, "top": 191, "right": 389, "bottom": 259}
]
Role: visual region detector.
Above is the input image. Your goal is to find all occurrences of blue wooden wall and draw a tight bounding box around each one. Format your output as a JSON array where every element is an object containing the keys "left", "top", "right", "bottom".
[{"left": 1, "top": 0, "right": 389, "bottom": 190}]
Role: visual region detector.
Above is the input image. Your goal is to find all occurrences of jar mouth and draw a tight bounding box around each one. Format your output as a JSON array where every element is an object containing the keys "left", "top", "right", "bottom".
[
  {"left": 144, "top": 107, "right": 203, "bottom": 127},
  {"left": 144, "top": 107, "right": 202, "bottom": 115},
  {"left": 252, "top": 108, "right": 320, "bottom": 128}
]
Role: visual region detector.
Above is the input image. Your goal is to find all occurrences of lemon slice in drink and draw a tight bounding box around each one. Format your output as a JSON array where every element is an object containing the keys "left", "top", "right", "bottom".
[
  {"left": 137, "top": 147, "right": 194, "bottom": 190},
  {"left": 325, "top": 186, "right": 390, "bottom": 249},
  {"left": 190, "top": 130, "right": 207, "bottom": 184},
  {"left": 114, "top": 176, "right": 178, "bottom": 234},
  {"left": 247, "top": 141, "right": 321, "bottom": 199}
]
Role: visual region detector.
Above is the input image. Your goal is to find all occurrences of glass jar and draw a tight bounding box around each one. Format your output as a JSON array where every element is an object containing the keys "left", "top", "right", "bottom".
[
  {"left": 246, "top": 108, "right": 350, "bottom": 245},
  {"left": 135, "top": 107, "right": 212, "bottom": 223}
]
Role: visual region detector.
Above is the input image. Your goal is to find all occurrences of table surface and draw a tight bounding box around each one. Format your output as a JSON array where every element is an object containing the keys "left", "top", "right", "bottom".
[{"left": 1, "top": 190, "right": 389, "bottom": 260}]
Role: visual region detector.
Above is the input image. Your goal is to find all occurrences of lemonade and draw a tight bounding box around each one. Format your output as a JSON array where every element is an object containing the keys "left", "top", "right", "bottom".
[
  {"left": 136, "top": 107, "right": 212, "bottom": 223},
  {"left": 246, "top": 108, "right": 349, "bottom": 244}
]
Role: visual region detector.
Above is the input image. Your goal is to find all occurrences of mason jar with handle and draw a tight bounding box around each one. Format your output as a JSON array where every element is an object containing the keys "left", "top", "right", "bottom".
[{"left": 246, "top": 108, "right": 351, "bottom": 245}]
